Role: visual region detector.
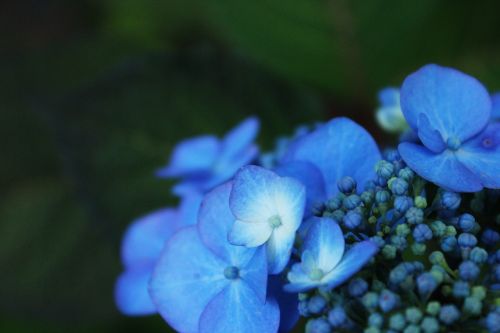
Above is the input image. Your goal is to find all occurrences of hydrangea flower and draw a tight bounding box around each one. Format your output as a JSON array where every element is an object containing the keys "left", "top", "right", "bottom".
[
  {"left": 114, "top": 192, "right": 202, "bottom": 315},
  {"left": 375, "top": 87, "right": 408, "bottom": 133},
  {"left": 285, "top": 217, "right": 378, "bottom": 292},
  {"left": 156, "top": 117, "right": 259, "bottom": 195},
  {"left": 149, "top": 183, "right": 279, "bottom": 333},
  {"left": 398, "top": 64, "right": 500, "bottom": 192},
  {"left": 228, "top": 165, "right": 306, "bottom": 274},
  {"left": 281, "top": 117, "right": 381, "bottom": 202}
]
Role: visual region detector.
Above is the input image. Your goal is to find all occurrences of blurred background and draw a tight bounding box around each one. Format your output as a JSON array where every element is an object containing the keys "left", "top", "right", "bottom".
[{"left": 1, "top": 0, "right": 500, "bottom": 332}]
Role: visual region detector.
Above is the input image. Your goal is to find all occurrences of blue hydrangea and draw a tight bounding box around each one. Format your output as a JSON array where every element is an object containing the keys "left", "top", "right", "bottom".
[
  {"left": 156, "top": 117, "right": 260, "bottom": 195},
  {"left": 228, "top": 165, "right": 306, "bottom": 274},
  {"left": 149, "top": 183, "right": 279, "bottom": 333},
  {"left": 398, "top": 64, "right": 500, "bottom": 192},
  {"left": 285, "top": 217, "right": 378, "bottom": 292}
]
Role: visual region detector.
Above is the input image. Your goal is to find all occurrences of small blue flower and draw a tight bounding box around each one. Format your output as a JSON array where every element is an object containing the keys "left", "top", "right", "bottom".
[
  {"left": 337, "top": 176, "right": 357, "bottom": 194},
  {"left": 149, "top": 183, "right": 279, "bottom": 333},
  {"left": 348, "top": 278, "right": 368, "bottom": 297},
  {"left": 228, "top": 165, "right": 306, "bottom": 274},
  {"left": 485, "top": 310, "right": 500, "bottom": 333},
  {"left": 375, "top": 87, "right": 408, "bottom": 133},
  {"left": 458, "top": 260, "right": 480, "bottom": 281},
  {"left": 306, "top": 318, "right": 331, "bottom": 333},
  {"left": 285, "top": 217, "right": 378, "bottom": 292},
  {"left": 157, "top": 117, "right": 260, "bottom": 195},
  {"left": 343, "top": 210, "right": 362, "bottom": 229},
  {"left": 482, "top": 228, "right": 500, "bottom": 246},
  {"left": 307, "top": 295, "right": 327, "bottom": 314},
  {"left": 458, "top": 233, "right": 477, "bottom": 248},
  {"left": 458, "top": 214, "right": 475, "bottom": 232},
  {"left": 379, "top": 289, "right": 400, "bottom": 313},
  {"left": 115, "top": 192, "right": 202, "bottom": 316},
  {"left": 416, "top": 272, "right": 438, "bottom": 297},
  {"left": 394, "top": 195, "right": 413, "bottom": 213},
  {"left": 398, "top": 64, "right": 500, "bottom": 192}
]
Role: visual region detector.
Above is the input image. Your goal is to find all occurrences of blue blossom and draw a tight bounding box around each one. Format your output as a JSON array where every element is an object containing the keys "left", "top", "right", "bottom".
[
  {"left": 157, "top": 117, "right": 260, "bottom": 195},
  {"left": 115, "top": 192, "right": 202, "bottom": 316},
  {"left": 228, "top": 165, "right": 306, "bottom": 274},
  {"left": 285, "top": 217, "right": 378, "bottom": 292},
  {"left": 398, "top": 64, "right": 500, "bottom": 192},
  {"left": 149, "top": 183, "right": 279, "bottom": 333},
  {"left": 281, "top": 117, "right": 381, "bottom": 201},
  {"left": 375, "top": 88, "right": 408, "bottom": 133}
]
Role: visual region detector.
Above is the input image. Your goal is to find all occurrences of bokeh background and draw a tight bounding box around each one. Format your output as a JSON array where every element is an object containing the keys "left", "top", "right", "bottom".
[{"left": 1, "top": 1, "right": 500, "bottom": 332}]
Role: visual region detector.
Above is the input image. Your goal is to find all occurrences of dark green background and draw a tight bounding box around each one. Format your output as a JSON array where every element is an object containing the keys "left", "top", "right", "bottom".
[{"left": 1, "top": 0, "right": 499, "bottom": 332}]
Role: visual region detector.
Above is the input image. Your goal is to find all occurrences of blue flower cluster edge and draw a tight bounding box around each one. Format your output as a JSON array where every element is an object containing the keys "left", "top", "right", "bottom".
[{"left": 115, "top": 64, "right": 500, "bottom": 333}]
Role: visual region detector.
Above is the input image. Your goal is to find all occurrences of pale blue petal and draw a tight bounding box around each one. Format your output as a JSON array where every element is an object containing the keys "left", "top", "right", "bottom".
[
  {"left": 198, "top": 182, "right": 256, "bottom": 265},
  {"left": 230, "top": 165, "right": 279, "bottom": 222},
  {"left": 303, "top": 217, "right": 345, "bottom": 273},
  {"left": 268, "top": 276, "right": 300, "bottom": 332},
  {"left": 219, "top": 117, "right": 260, "bottom": 163},
  {"left": 401, "top": 64, "right": 491, "bottom": 142},
  {"left": 399, "top": 142, "right": 482, "bottom": 192},
  {"left": 230, "top": 165, "right": 306, "bottom": 232},
  {"left": 322, "top": 241, "right": 378, "bottom": 289},
  {"left": 416, "top": 113, "right": 446, "bottom": 153},
  {"left": 228, "top": 220, "right": 273, "bottom": 247},
  {"left": 492, "top": 93, "right": 500, "bottom": 120},
  {"left": 283, "top": 117, "right": 381, "bottom": 197},
  {"left": 457, "top": 123, "right": 500, "bottom": 189},
  {"left": 156, "top": 135, "right": 221, "bottom": 178},
  {"left": 115, "top": 267, "right": 156, "bottom": 316},
  {"left": 284, "top": 264, "right": 318, "bottom": 292},
  {"left": 199, "top": 281, "right": 280, "bottom": 333},
  {"left": 270, "top": 176, "right": 306, "bottom": 232},
  {"left": 275, "top": 160, "right": 326, "bottom": 215},
  {"left": 240, "top": 245, "right": 269, "bottom": 303},
  {"left": 121, "top": 208, "right": 178, "bottom": 268},
  {"left": 266, "top": 226, "right": 296, "bottom": 274},
  {"left": 149, "top": 227, "right": 229, "bottom": 333}
]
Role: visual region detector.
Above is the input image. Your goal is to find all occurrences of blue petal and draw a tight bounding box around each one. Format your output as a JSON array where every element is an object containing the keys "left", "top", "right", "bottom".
[
  {"left": 399, "top": 142, "right": 483, "bottom": 192},
  {"left": 457, "top": 123, "right": 500, "bottom": 189},
  {"left": 268, "top": 276, "right": 299, "bottom": 332},
  {"left": 198, "top": 182, "right": 256, "bottom": 265},
  {"left": 177, "top": 191, "right": 204, "bottom": 228},
  {"left": 156, "top": 135, "right": 220, "bottom": 178},
  {"left": 121, "top": 208, "right": 178, "bottom": 268},
  {"left": 149, "top": 227, "right": 229, "bottom": 333},
  {"left": 240, "top": 245, "right": 269, "bottom": 303},
  {"left": 275, "top": 160, "right": 326, "bottom": 215},
  {"left": 230, "top": 165, "right": 306, "bottom": 231},
  {"left": 219, "top": 117, "right": 260, "bottom": 163},
  {"left": 230, "top": 165, "right": 278, "bottom": 222},
  {"left": 284, "top": 263, "right": 318, "bottom": 293},
  {"left": 115, "top": 267, "right": 156, "bottom": 316},
  {"left": 303, "top": 217, "right": 345, "bottom": 273},
  {"left": 401, "top": 64, "right": 491, "bottom": 143},
  {"left": 416, "top": 113, "right": 446, "bottom": 153},
  {"left": 267, "top": 226, "right": 297, "bottom": 274},
  {"left": 228, "top": 220, "right": 273, "bottom": 247},
  {"left": 199, "top": 281, "right": 280, "bottom": 333},
  {"left": 322, "top": 241, "right": 378, "bottom": 289},
  {"left": 492, "top": 93, "right": 500, "bottom": 120},
  {"left": 283, "top": 117, "right": 381, "bottom": 197}
]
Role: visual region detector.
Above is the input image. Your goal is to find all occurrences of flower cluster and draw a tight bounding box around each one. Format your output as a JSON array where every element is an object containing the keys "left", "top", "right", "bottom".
[{"left": 115, "top": 64, "right": 500, "bottom": 332}]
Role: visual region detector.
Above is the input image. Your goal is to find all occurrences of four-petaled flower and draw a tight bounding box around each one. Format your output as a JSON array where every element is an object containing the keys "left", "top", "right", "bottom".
[
  {"left": 228, "top": 165, "right": 306, "bottom": 274},
  {"left": 398, "top": 64, "right": 500, "bottom": 192},
  {"left": 285, "top": 217, "right": 378, "bottom": 293},
  {"left": 156, "top": 117, "right": 260, "bottom": 195},
  {"left": 149, "top": 183, "right": 279, "bottom": 333}
]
